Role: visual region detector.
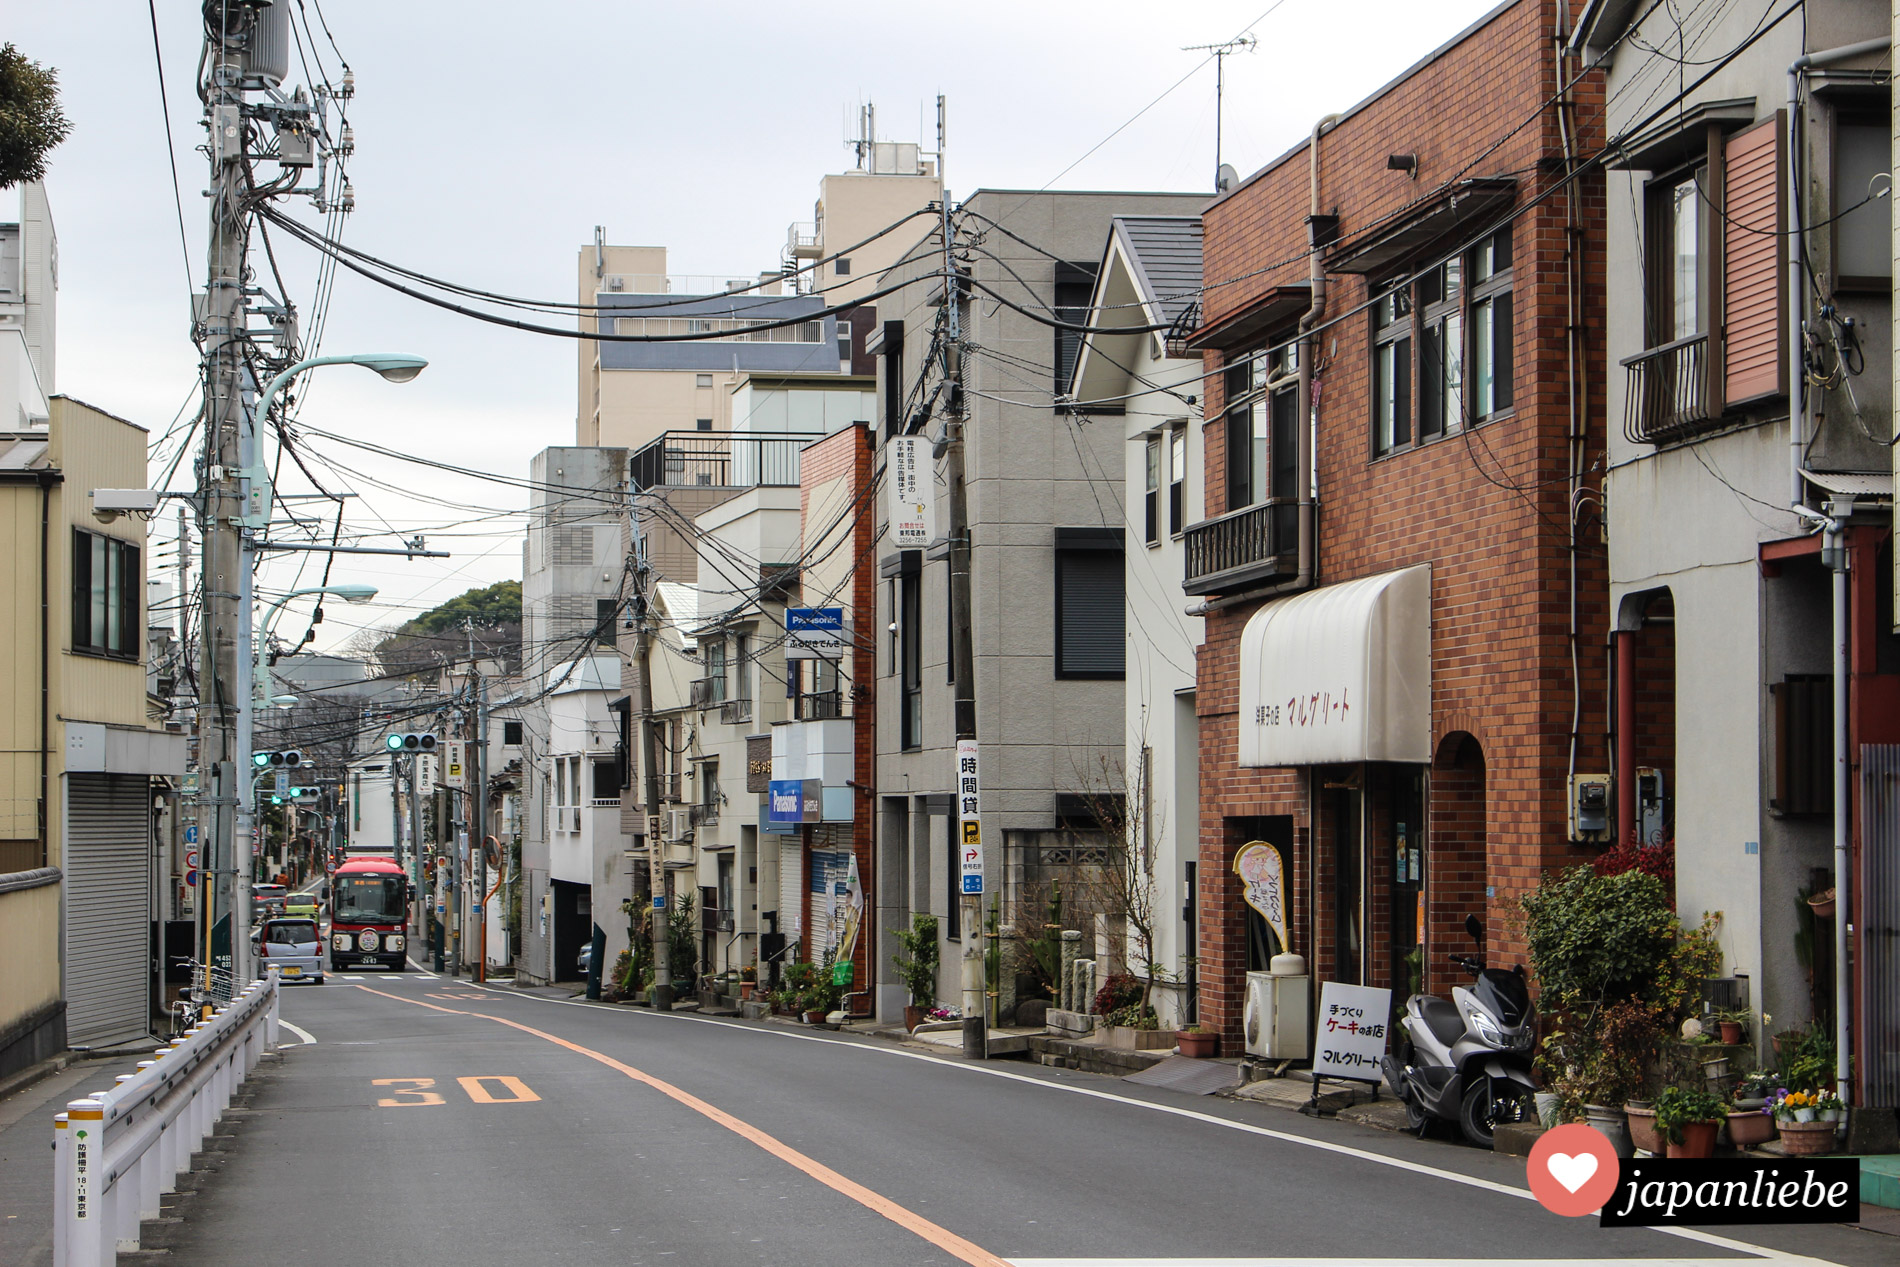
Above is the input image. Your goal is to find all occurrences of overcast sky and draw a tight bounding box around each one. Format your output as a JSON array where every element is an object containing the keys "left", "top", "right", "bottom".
[{"left": 13, "top": 0, "right": 1499, "bottom": 657}]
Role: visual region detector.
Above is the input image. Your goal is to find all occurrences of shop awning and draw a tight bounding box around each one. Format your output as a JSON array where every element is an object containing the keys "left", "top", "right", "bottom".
[{"left": 1238, "top": 565, "right": 1431, "bottom": 767}]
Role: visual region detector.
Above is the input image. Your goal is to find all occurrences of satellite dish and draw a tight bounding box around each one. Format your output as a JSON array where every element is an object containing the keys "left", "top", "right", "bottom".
[{"left": 1216, "top": 163, "right": 1240, "bottom": 193}]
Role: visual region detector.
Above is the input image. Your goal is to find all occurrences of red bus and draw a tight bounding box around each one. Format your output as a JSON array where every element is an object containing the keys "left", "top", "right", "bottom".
[{"left": 328, "top": 856, "right": 411, "bottom": 971}]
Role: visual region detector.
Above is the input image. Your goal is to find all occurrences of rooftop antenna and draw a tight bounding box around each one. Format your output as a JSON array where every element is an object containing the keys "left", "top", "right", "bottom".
[
  {"left": 936, "top": 94, "right": 946, "bottom": 187},
  {"left": 1182, "top": 34, "right": 1257, "bottom": 191},
  {"left": 848, "top": 102, "right": 876, "bottom": 169}
]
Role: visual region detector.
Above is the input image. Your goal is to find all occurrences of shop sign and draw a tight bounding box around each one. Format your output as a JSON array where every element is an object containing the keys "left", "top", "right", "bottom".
[
  {"left": 767, "top": 778, "right": 823, "bottom": 825},
  {"left": 955, "top": 739, "right": 982, "bottom": 895},
  {"left": 786, "top": 607, "right": 848, "bottom": 661},
  {"left": 1314, "top": 981, "right": 1392, "bottom": 1084},
  {"left": 887, "top": 435, "right": 935, "bottom": 548},
  {"left": 745, "top": 736, "right": 772, "bottom": 793},
  {"left": 1233, "top": 841, "right": 1288, "bottom": 954}
]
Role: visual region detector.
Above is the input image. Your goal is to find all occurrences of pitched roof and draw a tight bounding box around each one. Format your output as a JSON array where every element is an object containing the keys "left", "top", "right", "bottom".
[{"left": 1112, "top": 216, "right": 1203, "bottom": 327}]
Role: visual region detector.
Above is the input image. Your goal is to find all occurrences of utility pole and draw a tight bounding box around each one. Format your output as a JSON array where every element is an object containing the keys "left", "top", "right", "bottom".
[
  {"left": 411, "top": 749, "right": 426, "bottom": 965},
  {"left": 629, "top": 528, "right": 671, "bottom": 1010},
  {"left": 195, "top": 14, "right": 254, "bottom": 997},
  {"left": 935, "top": 196, "right": 984, "bottom": 1060},
  {"left": 471, "top": 646, "right": 489, "bottom": 982}
]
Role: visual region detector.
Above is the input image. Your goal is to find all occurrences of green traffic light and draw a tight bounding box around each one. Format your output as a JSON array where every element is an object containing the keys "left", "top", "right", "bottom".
[
  {"left": 253, "top": 752, "right": 272, "bottom": 768},
  {"left": 271, "top": 794, "right": 284, "bottom": 805},
  {"left": 385, "top": 733, "right": 404, "bottom": 752}
]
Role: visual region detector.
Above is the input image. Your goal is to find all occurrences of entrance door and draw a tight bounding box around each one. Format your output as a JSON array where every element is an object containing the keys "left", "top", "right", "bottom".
[
  {"left": 1387, "top": 768, "right": 1426, "bottom": 1000},
  {"left": 1327, "top": 779, "right": 1363, "bottom": 985}
]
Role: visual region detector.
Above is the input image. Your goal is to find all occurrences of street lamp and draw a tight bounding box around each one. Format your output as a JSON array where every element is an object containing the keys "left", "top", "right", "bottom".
[{"left": 252, "top": 583, "right": 379, "bottom": 705}]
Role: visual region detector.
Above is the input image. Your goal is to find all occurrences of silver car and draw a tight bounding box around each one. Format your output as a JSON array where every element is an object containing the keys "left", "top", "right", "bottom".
[{"left": 255, "top": 917, "right": 325, "bottom": 983}]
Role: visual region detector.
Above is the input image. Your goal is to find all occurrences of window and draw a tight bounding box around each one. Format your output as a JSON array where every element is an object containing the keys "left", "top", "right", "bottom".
[
  {"left": 1225, "top": 342, "right": 1296, "bottom": 511},
  {"left": 503, "top": 720, "right": 523, "bottom": 746},
  {"left": 1143, "top": 437, "right": 1161, "bottom": 546},
  {"left": 1370, "top": 228, "right": 1512, "bottom": 457},
  {"left": 695, "top": 374, "right": 713, "bottom": 388},
  {"left": 591, "top": 760, "right": 617, "bottom": 800},
  {"left": 945, "top": 826, "right": 962, "bottom": 939},
  {"left": 595, "top": 598, "right": 618, "bottom": 649},
  {"left": 730, "top": 633, "right": 750, "bottom": 705},
  {"left": 71, "top": 529, "right": 139, "bottom": 658},
  {"left": 1054, "top": 530, "right": 1124, "bottom": 679},
  {"left": 700, "top": 759, "right": 720, "bottom": 823},
  {"left": 900, "top": 570, "right": 922, "bottom": 748},
  {"left": 834, "top": 257, "right": 852, "bottom": 276},
  {"left": 1168, "top": 429, "right": 1187, "bottom": 535},
  {"left": 1647, "top": 173, "right": 1701, "bottom": 347},
  {"left": 706, "top": 639, "right": 728, "bottom": 702},
  {"left": 1053, "top": 262, "right": 1098, "bottom": 393},
  {"left": 695, "top": 418, "right": 713, "bottom": 432}
]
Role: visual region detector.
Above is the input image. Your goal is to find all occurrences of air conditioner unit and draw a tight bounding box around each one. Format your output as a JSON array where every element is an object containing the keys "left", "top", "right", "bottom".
[
  {"left": 717, "top": 915, "right": 734, "bottom": 933},
  {"left": 606, "top": 275, "right": 625, "bottom": 291},
  {"left": 664, "top": 808, "right": 693, "bottom": 842},
  {"left": 1243, "top": 969, "right": 1310, "bottom": 1060}
]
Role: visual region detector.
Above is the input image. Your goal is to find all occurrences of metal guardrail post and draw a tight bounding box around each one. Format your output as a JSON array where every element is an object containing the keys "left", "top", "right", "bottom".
[
  {"left": 51, "top": 1112, "right": 68, "bottom": 1267},
  {"left": 62, "top": 1096, "right": 105, "bottom": 1267}
]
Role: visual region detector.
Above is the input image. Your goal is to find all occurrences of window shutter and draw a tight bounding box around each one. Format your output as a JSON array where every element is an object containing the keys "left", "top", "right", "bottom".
[
  {"left": 1723, "top": 114, "right": 1785, "bottom": 403},
  {"left": 1493, "top": 292, "right": 1514, "bottom": 413},
  {"left": 71, "top": 528, "right": 90, "bottom": 652},
  {"left": 1055, "top": 548, "right": 1125, "bottom": 678},
  {"left": 119, "top": 541, "right": 140, "bottom": 655}
]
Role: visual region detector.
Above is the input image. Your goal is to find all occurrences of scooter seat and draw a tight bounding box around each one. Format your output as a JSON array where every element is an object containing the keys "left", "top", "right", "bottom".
[{"left": 1417, "top": 997, "right": 1465, "bottom": 1047}]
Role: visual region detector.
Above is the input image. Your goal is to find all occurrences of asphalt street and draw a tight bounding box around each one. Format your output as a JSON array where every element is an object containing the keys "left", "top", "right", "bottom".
[{"left": 150, "top": 971, "right": 1894, "bottom": 1267}]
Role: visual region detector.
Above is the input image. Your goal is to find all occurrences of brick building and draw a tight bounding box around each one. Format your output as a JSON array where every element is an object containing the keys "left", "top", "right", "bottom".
[{"left": 1186, "top": 0, "right": 1609, "bottom": 1053}]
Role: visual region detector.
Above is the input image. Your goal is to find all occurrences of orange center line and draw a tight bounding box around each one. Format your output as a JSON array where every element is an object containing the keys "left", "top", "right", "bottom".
[{"left": 352, "top": 984, "right": 1008, "bottom": 1267}]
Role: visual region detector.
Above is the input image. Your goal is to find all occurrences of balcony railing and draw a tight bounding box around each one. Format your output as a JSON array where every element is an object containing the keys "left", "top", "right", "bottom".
[
  {"left": 630, "top": 430, "right": 826, "bottom": 493},
  {"left": 794, "top": 690, "right": 843, "bottom": 720},
  {"left": 690, "top": 678, "right": 722, "bottom": 709},
  {"left": 1622, "top": 333, "right": 1713, "bottom": 445},
  {"left": 787, "top": 221, "right": 821, "bottom": 258},
  {"left": 1181, "top": 500, "right": 1298, "bottom": 595},
  {"left": 720, "top": 697, "right": 753, "bottom": 725}
]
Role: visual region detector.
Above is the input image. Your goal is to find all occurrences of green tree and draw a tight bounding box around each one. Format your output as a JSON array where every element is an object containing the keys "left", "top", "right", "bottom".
[{"left": 0, "top": 45, "right": 71, "bottom": 189}]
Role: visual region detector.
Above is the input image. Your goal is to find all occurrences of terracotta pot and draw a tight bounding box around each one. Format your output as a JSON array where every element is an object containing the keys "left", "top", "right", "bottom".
[
  {"left": 1176, "top": 1030, "right": 1219, "bottom": 1058},
  {"left": 1718, "top": 1021, "right": 1743, "bottom": 1045},
  {"left": 903, "top": 1005, "right": 924, "bottom": 1032},
  {"left": 1808, "top": 888, "right": 1836, "bottom": 919},
  {"left": 1624, "top": 1105, "right": 1662, "bottom": 1154},
  {"left": 1776, "top": 1120, "right": 1836, "bottom": 1156},
  {"left": 802, "top": 1009, "right": 828, "bottom": 1024},
  {"left": 1666, "top": 1121, "right": 1719, "bottom": 1159},
  {"left": 1725, "top": 1109, "right": 1777, "bottom": 1149}
]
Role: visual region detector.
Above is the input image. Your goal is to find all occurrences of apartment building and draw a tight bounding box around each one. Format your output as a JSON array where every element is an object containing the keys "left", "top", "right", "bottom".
[
  {"left": 1580, "top": 0, "right": 1897, "bottom": 1117},
  {"left": 871, "top": 187, "right": 1207, "bottom": 1025},
  {"left": 1187, "top": 0, "right": 1608, "bottom": 1054}
]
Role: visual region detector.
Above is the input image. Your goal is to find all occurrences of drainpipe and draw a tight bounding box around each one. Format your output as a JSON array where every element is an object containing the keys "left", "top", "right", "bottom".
[
  {"left": 1296, "top": 113, "right": 1341, "bottom": 593},
  {"left": 1825, "top": 512, "right": 1849, "bottom": 1114},
  {"left": 39, "top": 470, "right": 60, "bottom": 869},
  {"left": 1615, "top": 629, "right": 1635, "bottom": 849},
  {"left": 1787, "top": 38, "right": 1893, "bottom": 509}
]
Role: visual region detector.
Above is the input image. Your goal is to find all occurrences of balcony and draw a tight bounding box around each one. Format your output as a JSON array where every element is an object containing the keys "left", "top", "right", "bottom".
[
  {"left": 630, "top": 430, "right": 826, "bottom": 493},
  {"left": 1621, "top": 333, "right": 1713, "bottom": 445},
  {"left": 1181, "top": 500, "right": 1298, "bottom": 595},
  {"left": 720, "top": 697, "right": 753, "bottom": 725},
  {"left": 690, "top": 677, "right": 721, "bottom": 709},
  {"left": 794, "top": 690, "right": 843, "bottom": 721},
  {"left": 787, "top": 221, "right": 821, "bottom": 259}
]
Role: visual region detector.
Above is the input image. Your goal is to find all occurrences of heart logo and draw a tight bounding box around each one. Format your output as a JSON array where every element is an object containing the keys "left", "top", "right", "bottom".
[{"left": 1546, "top": 1151, "right": 1598, "bottom": 1193}]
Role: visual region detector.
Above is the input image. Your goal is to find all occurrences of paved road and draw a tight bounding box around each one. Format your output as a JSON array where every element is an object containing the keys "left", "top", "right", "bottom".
[{"left": 155, "top": 970, "right": 1892, "bottom": 1266}]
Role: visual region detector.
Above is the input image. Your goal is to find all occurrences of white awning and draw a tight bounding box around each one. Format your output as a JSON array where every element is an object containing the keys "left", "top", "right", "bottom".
[{"left": 1238, "top": 565, "right": 1431, "bottom": 767}]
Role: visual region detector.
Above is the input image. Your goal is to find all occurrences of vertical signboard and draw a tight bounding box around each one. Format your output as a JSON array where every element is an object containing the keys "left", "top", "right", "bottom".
[
  {"left": 955, "top": 738, "right": 983, "bottom": 895},
  {"left": 443, "top": 741, "right": 467, "bottom": 789},
  {"left": 888, "top": 435, "right": 936, "bottom": 549}
]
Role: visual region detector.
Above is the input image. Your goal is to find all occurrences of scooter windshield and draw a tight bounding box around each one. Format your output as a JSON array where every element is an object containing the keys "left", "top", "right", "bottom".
[{"left": 1471, "top": 968, "right": 1530, "bottom": 1027}]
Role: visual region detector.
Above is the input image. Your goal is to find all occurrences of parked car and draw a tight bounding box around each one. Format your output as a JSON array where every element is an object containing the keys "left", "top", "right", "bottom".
[
  {"left": 577, "top": 942, "right": 593, "bottom": 978},
  {"left": 254, "top": 917, "right": 324, "bottom": 983}
]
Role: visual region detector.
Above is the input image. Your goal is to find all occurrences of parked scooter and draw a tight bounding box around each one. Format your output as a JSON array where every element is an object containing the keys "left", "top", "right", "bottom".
[{"left": 1381, "top": 914, "right": 1536, "bottom": 1147}]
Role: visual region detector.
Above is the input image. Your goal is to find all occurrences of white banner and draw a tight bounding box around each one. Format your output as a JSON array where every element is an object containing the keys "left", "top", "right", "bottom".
[{"left": 887, "top": 436, "right": 936, "bottom": 549}]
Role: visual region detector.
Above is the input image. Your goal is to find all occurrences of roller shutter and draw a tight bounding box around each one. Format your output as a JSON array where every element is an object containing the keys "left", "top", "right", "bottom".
[
  {"left": 1723, "top": 115, "right": 1784, "bottom": 404},
  {"left": 64, "top": 773, "right": 151, "bottom": 1046}
]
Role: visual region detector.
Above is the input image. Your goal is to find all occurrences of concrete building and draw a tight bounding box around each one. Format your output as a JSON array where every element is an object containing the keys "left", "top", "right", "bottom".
[
  {"left": 1187, "top": 0, "right": 1609, "bottom": 1054},
  {"left": 2, "top": 396, "right": 186, "bottom": 1074},
  {"left": 870, "top": 187, "right": 1207, "bottom": 1025},
  {"left": 0, "top": 182, "right": 55, "bottom": 430},
  {"left": 1071, "top": 216, "right": 1207, "bottom": 1027},
  {"left": 1580, "top": 0, "right": 1897, "bottom": 1115},
  {"left": 518, "top": 447, "right": 629, "bottom": 984}
]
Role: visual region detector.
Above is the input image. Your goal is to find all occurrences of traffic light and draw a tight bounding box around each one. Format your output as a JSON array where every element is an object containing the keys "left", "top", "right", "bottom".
[
  {"left": 384, "top": 732, "right": 437, "bottom": 754},
  {"left": 252, "top": 750, "right": 303, "bottom": 768},
  {"left": 270, "top": 794, "right": 284, "bottom": 805},
  {"left": 291, "top": 786, "right": 322, "bottom": 800}
]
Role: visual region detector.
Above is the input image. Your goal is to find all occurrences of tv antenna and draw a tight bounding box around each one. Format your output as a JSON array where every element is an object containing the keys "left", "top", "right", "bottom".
[{"left": 1183, "top": 34, "right": 1257, "bottom": 191}]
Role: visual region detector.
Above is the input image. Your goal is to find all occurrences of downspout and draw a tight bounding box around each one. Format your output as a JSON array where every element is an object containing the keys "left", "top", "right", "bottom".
[
  {"left": 39, "top": 470, "right": 60, "bottom": 869},
  {"left": 1784, "top": 33, "right": 1890, "bottom": 1121},
  {"left": 1557, "top": 13, "right": 1587, "bottom": 832},
  {"left": 1296, "top": 113, "right": 1341, "bottom": 594}
]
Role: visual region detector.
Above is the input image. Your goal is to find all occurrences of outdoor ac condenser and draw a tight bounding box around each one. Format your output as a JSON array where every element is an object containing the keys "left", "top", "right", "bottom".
[{"left": 1243, "top": 969, "right": 1310, "bottom": 1060}]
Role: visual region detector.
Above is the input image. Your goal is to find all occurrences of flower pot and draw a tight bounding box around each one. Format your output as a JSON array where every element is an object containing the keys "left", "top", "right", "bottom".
[
  {"left": 1176, "top": 1029, "right": 1219, "bottom": 1058},
  {"left": 1103, "top": 1025, "right": 1175, "bottom": 1052},
  {"left": 903, "top": 1005, "right": 924, "bottom": 1033},
  {"left": 1718, "top": 1021, "right": 1743, "bottom": 1045},
  {"left": 1584, "top": 1104, "right": 1634, "bottom": 1157},
  {"left": 1776, "top": 1120, "right": 1836, "bottom": 1156},
  {"left": 802, "top": 1009, "right": 828, "bottom": 1024},
  {"left": 1700, "top": 1056, "right": 1730, "bottom": 1081},
  {"left": 1821, "top": 1108, "right": 1843, "bottom": 1123},
  {"left": 1793, "top": 1107, "right": 1815, "bottom": 1123},
  {"left": 740, "top": 983, "right": 755, "bottom": 1001},
  {"left": 1624, "top": 1105, "right": 1662, "bottom": 1154},
  {"left": 1808, "top": 888, "right": 1836, "bottom": 919},
  {"left": 1725, "top": 1109, "right": 1776, "bottom": 1149},
  {"left": 1733, "top": 1096, "right": 1766, "bottom": 1112},
  {"left": 1666, "top": 1121, "right": 1719, "bottom": 1159}
]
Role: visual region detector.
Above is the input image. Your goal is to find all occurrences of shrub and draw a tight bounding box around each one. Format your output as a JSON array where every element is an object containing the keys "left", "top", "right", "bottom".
[
  {"left": 1654, "top": 1085, "right": 1726, "bottom": 1143},
  {"left": 1521, "top": 866, "right": 1675, "bottom": 1005},
  {"left": 891, "top": 913, "right": 939, "bottom": 1007},
  {"left": 1592, "top": 837, "right": 1675, "bottom": 905},
  {"left": 1092, "top": 973, "right": 1142, "bottom": 1016}
]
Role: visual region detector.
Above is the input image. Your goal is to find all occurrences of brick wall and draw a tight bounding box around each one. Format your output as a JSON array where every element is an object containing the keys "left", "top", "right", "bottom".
[{"left": 1192, "top": 0, "right": 1612, "bottom": 1052}]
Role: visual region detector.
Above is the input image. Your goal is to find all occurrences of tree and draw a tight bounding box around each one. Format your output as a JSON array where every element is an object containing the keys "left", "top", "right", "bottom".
[
  {"left": 360, "top": 581, "right": 524, "bottom": 678},
  {"left": 0, "top": 45, "right": 71, "bottom": 189}
]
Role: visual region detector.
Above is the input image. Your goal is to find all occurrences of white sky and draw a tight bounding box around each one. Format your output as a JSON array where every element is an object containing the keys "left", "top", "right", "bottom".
[{"left": 13, "top": 0, "right": 1500, "bottom": 655}]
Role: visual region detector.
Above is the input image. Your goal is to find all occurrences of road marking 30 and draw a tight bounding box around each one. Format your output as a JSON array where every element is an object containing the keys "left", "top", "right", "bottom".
[
  {"left": 373, "top": 1078, "right": 445, "bottom": 1107},
  {"left": 371, "top": 1075, "right": 541, "bottom": 1106},
  {"left": 457, "top": 1075, "right": 539, "bottom": 1103},
  {"left": 353, "top": 984, "right": 1007, "bottom": 1267}
]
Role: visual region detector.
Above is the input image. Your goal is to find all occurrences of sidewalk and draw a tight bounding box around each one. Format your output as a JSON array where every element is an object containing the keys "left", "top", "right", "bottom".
[{"left": 0, "top": 1051, "right": 147, "bottom": 1267}]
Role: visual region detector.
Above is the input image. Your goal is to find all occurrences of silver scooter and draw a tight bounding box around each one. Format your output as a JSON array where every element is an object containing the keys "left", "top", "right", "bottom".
[{"left": 1381, "top": 914, "right": 1537, "bottom": 1148}]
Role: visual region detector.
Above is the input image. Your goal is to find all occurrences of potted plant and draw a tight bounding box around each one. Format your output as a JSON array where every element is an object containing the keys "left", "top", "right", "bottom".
[
  {"left": 1654, "top": 1086, "right": 1726, "bottom": 1159},
  {"left": 1623, "top": 1100, "right": 1662, "bottom": 1155},
  {"left": 1807, "top": 887, "right": 1836, "bottom": 919},
  {"left": 1176, "top": 1025, "right": 1218, "bottom": 1058},
  {"left": 891, "top": 913, "right": 939, "bottom": 1032},
  {"left": 1724, "top": 1101, "right": 1777, "bottom": 1149},
  {"left": 1815, "top": 1088, "right": 1845, "bottom": 1123},
  {"left": 1732, "top": 1069, "right": 1778, "bottom": 1111},
  {"left": 1770, "top": 1090, "right": 1836, "bottom": 1156},
  {"left": 1710, "top": 1007, "right": 1748, "bottom": 1046}
]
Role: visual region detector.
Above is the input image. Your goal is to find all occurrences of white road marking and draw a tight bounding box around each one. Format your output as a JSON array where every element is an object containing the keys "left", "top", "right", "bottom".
[
  {"left": 341, "top": 975, "right": 365, "bottom": 980},
  {"left": 278, "top": 1019, "right": 316, "bottom": 1046},
  {"left": 469, "top": 984, "right": 1842, "bottom": 1267},
  {"left": 1007, "top": 1262, "right": 1729, "bottom": 1267}
]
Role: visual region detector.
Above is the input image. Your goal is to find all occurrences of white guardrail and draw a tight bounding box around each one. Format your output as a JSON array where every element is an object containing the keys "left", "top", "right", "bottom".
[{"left": 52, "top": 970, "right": 280, "bottom": 1266}]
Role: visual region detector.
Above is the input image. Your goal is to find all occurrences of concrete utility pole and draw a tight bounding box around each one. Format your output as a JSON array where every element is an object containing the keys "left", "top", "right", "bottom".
[
  {"left": 937, "top": 197, "right": 984, "bottom": 1060},
  {"left": 472, "top": 651, "right": 489, "bottom": 982},
  {"left": 630, "top": 530, "right": 671, "bottom": 1010},
  {"left": 196, "top": 16, "right": 253, "bottom": 997}
]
